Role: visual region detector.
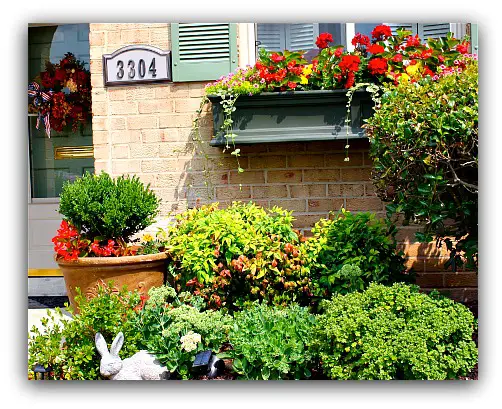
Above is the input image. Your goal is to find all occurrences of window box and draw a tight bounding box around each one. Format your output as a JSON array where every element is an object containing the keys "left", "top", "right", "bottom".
[{"left": 208, "top": 89, "right": 374, "bottom": 146}]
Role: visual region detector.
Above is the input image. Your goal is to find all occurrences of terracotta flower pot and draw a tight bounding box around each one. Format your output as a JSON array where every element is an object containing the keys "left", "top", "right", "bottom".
[{"left": 57, "top": 252, "right": 167, "bottom": 313}]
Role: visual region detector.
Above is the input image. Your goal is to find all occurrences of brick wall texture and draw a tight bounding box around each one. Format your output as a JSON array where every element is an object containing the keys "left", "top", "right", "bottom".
[{"left": 88, "top": 23, "right": 477, "bottom": 303}]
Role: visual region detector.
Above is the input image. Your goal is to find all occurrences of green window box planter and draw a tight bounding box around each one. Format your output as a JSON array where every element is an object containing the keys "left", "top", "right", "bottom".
[{"left": 208, "top": 89, "right": 374, "bottom": 147}]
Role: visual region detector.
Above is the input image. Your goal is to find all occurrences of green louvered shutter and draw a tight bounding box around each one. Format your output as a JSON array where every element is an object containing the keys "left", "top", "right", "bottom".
[
  {"left": 470, "top": 23, "right": 478, "bottom": 54},
  {"left": 171, "top": 23, "right": 237, "bottom": 82},
  {"left": 418, "top": 23, "right": 451, "bottom": 40}
]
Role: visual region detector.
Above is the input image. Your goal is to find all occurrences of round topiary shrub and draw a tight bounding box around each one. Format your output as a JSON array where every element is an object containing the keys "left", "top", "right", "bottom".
[
  {"left": 301, "top": 209, "right": 410, "bottom": 300},
  {"left": 312, "top": 282, "right": 478, "bottom": 380},
  {"left": 164, "top": 201, "right": 311, "bottom": 311},
  {"left": 58, "top": 171, "right": 160, "bottom": 242}
]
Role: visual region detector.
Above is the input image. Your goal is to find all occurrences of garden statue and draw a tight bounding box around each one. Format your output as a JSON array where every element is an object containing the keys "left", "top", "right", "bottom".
[{"left": 95, "top": 332, "right": 170, "bottom": 380}]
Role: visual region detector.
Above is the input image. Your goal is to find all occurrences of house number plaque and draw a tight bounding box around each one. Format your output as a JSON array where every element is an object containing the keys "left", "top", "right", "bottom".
[{"left": 103, "top": 45, "right": 172, "bottom": 86}]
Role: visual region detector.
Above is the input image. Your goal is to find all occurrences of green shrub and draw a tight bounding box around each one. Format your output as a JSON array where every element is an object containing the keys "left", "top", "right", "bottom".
[
  {"left": 165, "top": 202, "right": 311, "bottom": 311},
  {"left": 58, "top": 171, "right": 160, "bottom": 242},
  {"left": 134, "top": 289, "right": 233, "bottom": 379},
  {"left": 302, "top": 209, "right": 410, "bottom": 300},
  {"left": 312, "top": 282, "right": 478, "bottom": 380},
  {"left": 225, "top": 302, "right": 316, "bottom": 380},
  {"left": 28, "top": 282, "right": 142, "bottom": 380},
  {"left": 365, "top": 59, "right": 478, "bottom": 270}
]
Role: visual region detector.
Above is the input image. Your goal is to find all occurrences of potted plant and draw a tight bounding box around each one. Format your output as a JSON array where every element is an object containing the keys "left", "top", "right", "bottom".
[
  {"left": 52, "top": 171, "right": 167, "bottom": 312},
  {"left": 196, "top": 26, "right": 472, "bottom": 151}
]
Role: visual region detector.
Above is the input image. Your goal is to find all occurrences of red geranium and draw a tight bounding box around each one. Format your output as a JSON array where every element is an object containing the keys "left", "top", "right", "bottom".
[
  {"left": 316, "top": 32, "right": 333, "bottom": 49},
  {"left": 334, "top": 47, "right": 344, "bottom": 57},
  {"left": 368, "top": 44, "right": 385, "bottom": 54},
  {"left": 371, "top": 24, "right": 392, "bottom": 40},
  {"left": 351, "top": 33, "right": 370, "bottom": 48},
  {"left": 287, "top": 81, "right": 298, "bottom": 89},
  {"left": 339, "top": 55, "right": 361, "bottom": 72},
  {"left": 368, "top": 57, "right": 388, "bottom": 75}
]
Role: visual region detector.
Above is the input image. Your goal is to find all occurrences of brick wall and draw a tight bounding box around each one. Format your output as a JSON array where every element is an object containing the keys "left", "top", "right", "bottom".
[{"left": 88, "top": 23, "right": 477, "bottom": 302}]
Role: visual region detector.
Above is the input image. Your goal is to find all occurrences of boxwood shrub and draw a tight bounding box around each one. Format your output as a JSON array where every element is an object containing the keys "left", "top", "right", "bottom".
[
  {"left": 58, "top": 171, "right": 159, "bottom": 242},
  {"left": 312, "top": 282, "right": 478, "bottom": 380}
]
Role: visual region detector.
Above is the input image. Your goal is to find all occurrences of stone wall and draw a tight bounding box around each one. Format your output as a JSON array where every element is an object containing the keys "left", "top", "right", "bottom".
[{"left": 88, "top": 23, "right": 477, "bottom": 303}]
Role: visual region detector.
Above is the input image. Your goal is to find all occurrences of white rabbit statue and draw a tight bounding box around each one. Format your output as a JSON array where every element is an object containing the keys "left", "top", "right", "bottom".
[{"left": 95, "top": 332, "right": 170, "bottom": 380}]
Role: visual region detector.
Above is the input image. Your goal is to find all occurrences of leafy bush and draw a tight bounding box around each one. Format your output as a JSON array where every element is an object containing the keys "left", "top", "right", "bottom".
[
  {"left": 134, "top": 287, "right": 233, "bottom": 379},
  {"left": 365, "top": 59, "right": 478, "bottom": 270},
  {"left": 302, "top": 209, "right": 410, "bottom": 301},
  {"left": 58, "top": 171, "right": 160, "bottom": 243},
  {"left": 28, "top": 282, "right": 142, "bottom": 380},
  {"left": 312, "top": 282, "right": 478, "bottom": 380},
  {"left": 224, "top": 302, "right": 316, "bottom": 380},
  {"left": 165, "top": 202, "right": 312, "bottom": 311}
]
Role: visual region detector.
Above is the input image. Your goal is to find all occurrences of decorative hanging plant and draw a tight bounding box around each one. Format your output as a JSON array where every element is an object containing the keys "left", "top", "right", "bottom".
[
  {"left": 193, "top": 26, "right": 475, "bottom": 161},
  {"left": 28, "top": 52, "right": 92, "bottom": 137}
]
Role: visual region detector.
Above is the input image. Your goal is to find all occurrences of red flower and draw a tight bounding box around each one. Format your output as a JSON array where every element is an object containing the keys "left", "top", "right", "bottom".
[
  {"left": 405, "top": 35, "right": 421, "bottom": 48},
  {"left": 371, "top": 25, "right": 392, "bottom": 40},
  {"left": 392, "top": 54, "right": 403, "bottom": 63},
  {"left": 339, "top": 55, "right": 361, "bottom": 72},
  {"left": 270, "top": 53, "right": 285, "bottom": 63},
  {"left": 456, "top": 41, "right": 469, "bottom": 54},
  {"left": 421, "top": 48, "right": 433, "bottom": 59},
  {"left": 334, "top": 47, "right": 344, "bottom": 57},
  {"left": 351, "top": 33, "right": 370, "bottom": 48},
  {"left": 287, "top": 81, "right": 298, "bottom": 89},
  {"left": 316, "top": 32, "right": 333, "bottom": 49},
  {"left": 54, "top": 69, "right": 66, "bottom": 82},
  {"left": 438, "top": 55, "right": 445, "bottom": 63},
  {"left": 345, "top": 72, "right": 356, "bottom": 88},
  {"left": 367, "top": 44, "right": 385, "bottom": 54},
  {"left": 368, "top": 57, "right": 388, "bottom": 75}
]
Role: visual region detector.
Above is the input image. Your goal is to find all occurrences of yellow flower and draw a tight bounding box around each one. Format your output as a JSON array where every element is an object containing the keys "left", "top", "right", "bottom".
[
  {"left": 300, "top": 75, "right": 308, "bottom": 85},
  {"left": 398, "top": 73, "right": 410, "bottom": 83},
  {"left": 302, "top": 64, "right": 313, "bottom": 76},
  {"left": 142, "top": 233, "right": 153, "bottom": 242},
  {"left": 405, "top": 61, "right": 422, "bottom": 77}
]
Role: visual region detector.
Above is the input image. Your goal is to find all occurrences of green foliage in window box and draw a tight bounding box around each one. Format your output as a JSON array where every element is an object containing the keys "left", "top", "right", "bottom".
[
  {"left": 222, "top": 302, "right": 316, "bottom": 380},
  {"left": 164, "top": 202, "right": 312, "bottom": 311},
  {"left": 134, "top": 285, "right": 233, "bottom": 380},
  {"left": 301, "top": 209, "right": 410, "bottom": 302},
  {"left": 312, "top": 282, "right": 478, "bottom": 380},
  {"left": 28, "top": 282, "right": 143, "bottom": 380},
  {"left": 364, "top": 60, "right": 478, "bottom": 270},
  {"left": 58, "top": 171, "right": 160, "bottom": 243}
]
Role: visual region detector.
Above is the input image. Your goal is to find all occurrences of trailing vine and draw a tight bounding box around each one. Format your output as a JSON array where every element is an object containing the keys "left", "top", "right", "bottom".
[{"left": 344, "top": 82, "right": 383, "bottom": 161}]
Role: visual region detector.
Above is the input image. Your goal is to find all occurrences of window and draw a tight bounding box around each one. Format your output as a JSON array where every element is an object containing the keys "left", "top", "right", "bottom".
[
  {"left": 28, "top": 24, "right": 93, "bottom": 199},
  {"left": 255, "top": 23, "right": 454, "bottom": 58}
]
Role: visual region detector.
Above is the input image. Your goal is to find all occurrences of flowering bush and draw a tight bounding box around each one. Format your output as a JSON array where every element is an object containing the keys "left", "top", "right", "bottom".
[
  {"left": 365, "top": 58, "right": 478, "bottom": 270},
  {"left": 28, "top": 52, "right": 91, "bottom": 137}
]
